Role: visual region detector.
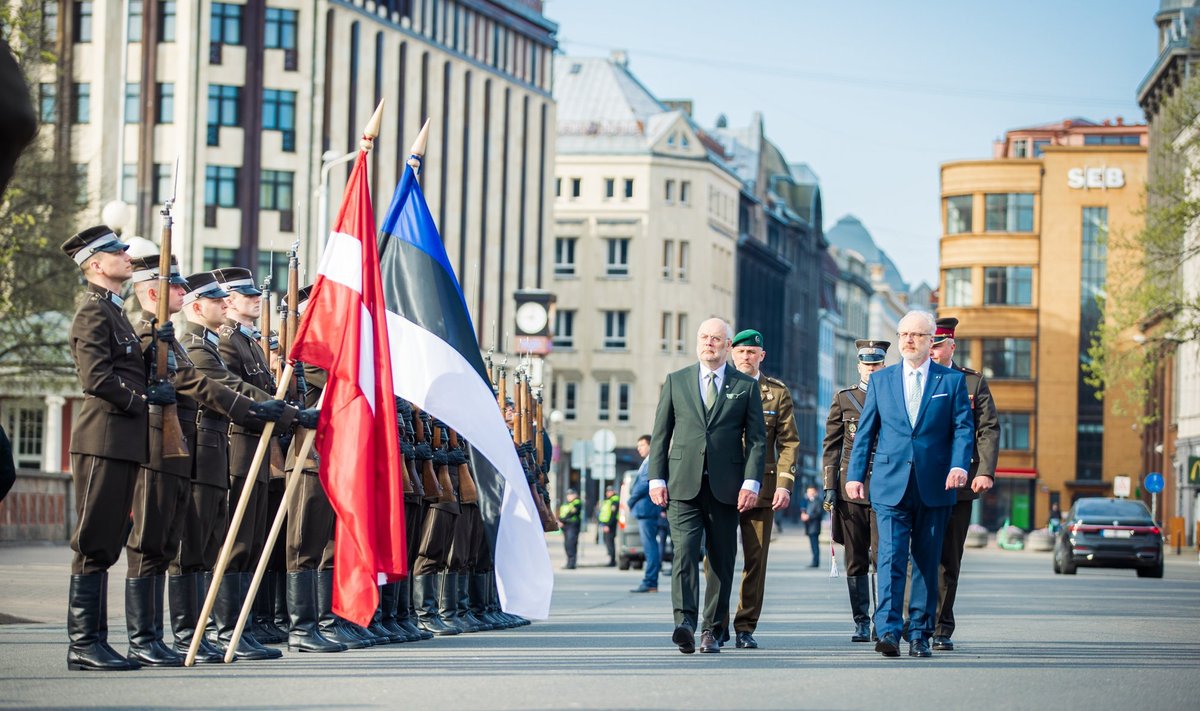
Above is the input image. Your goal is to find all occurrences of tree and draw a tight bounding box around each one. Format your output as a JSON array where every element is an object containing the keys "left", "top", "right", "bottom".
[
  {"left": 1084, "top": 74, "right": 1200, "bottom": 422},
  {"left": 0, "top": 1, "right": 87, "bottom": 387}
]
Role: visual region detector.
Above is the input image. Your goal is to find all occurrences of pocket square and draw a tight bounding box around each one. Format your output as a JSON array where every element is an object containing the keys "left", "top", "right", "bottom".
[
  {"left": 726, "top": 391, "right": 743, "bottom": 400},
  {"left": 931, "top": 393, "right": 948, "bottom": 399}
]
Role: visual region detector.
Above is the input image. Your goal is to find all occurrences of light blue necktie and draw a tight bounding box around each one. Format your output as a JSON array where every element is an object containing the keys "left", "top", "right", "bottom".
[{"left": 907, "top": 370, "right": 923, "bottom": 427}]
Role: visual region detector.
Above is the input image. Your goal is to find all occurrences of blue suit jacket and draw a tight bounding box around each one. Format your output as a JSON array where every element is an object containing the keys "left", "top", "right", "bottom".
[
  {"left": 626, "top": 460, "right": 663, "bottom": 520},
  {"left": 846, "top": 361, "right": 974, "bottom": 508}
]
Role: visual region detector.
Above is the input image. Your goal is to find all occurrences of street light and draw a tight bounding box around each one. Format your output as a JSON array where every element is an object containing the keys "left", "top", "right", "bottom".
[
  {"left": 101, "top": 200, "right": 132, "bottom": 236},
  {"left": 549, "top": 409, "right": 566, "bottom": 511},
  {"left": 316, "top": 149, "right": 358, "bottom": 254}
]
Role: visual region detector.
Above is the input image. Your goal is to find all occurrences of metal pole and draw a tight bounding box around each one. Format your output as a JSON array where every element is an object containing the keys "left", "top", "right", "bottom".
[{"left": 316, "top": 150, "right": 357, "bottom": 254}]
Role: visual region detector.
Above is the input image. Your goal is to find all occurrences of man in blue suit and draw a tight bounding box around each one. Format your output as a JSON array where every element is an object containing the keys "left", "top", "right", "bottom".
[
  {"left": 626, "top": 434, "right": 664, "bottom": 593},
  {"left": 845, "top": 310, "right": 973, "bottom": 658}
]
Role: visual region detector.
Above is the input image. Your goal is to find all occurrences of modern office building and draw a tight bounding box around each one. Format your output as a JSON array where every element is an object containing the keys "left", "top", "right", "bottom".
[{"left": 939, "top": 118, "right": 1148, "bottom": 529}]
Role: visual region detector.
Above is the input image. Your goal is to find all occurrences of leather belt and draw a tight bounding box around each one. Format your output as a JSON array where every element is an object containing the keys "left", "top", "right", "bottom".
[{"left": 198, "top": 415, "right": 228, "bottom": 432}]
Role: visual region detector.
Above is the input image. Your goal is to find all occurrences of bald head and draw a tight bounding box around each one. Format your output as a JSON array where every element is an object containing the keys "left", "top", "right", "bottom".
[
  {"left": 696, "top": 317, "right": 732, "bottom": 369},
  {"left": 897, "top": 310, "right": 936, "bottom": 367}
]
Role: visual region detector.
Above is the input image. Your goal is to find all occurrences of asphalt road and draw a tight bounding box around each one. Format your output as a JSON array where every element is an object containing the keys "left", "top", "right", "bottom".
[{"left": 2, "top": 529, "right": 1198, "bottom": 710}]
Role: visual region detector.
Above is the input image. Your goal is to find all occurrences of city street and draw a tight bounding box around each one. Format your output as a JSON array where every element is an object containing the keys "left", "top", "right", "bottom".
[{"left": 2, "top": 528, "right": 1198, "bottom": 710}]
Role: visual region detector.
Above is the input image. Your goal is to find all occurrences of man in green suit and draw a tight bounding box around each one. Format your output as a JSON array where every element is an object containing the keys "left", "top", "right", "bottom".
[{"left": 649, "top": 318, "right": 766, "bottom": 655}]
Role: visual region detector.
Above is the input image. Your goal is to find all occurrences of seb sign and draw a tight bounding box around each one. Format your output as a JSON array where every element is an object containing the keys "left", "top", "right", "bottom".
[{"left": 1067, "top": 167, "right": 1125, "bottom": 190}]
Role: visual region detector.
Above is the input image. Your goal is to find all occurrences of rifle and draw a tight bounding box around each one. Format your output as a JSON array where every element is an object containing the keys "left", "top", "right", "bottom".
[
  {"left": 515, "top": 365, "right": 558, "bottom": 532},
  {"left": 259, "top": 273, "right": 273, "bottom": 366},
  {"left": 431, "top": 421, "right": 457, "bottom": 505},
  {"left": 154, "top": 158, "right": 188, "bottom": 459},
  {"left": 395, "top": 400, "right": 420, "bottom": 497},
  {"left": 411, "top": 406, "right": 442, "bottom": 502},
  {"left": 447, "top": 428, "right": 478, "bottom": 504}
]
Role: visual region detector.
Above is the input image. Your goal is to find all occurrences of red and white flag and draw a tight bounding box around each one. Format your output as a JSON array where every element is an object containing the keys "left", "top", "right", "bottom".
[{"left": 289, "top": 148, "right": 406, "bottom": 626}]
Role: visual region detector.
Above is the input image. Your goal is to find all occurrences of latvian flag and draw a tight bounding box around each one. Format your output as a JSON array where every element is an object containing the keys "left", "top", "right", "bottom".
[
  {"left": 289, "top": 147, "right": 407, "bottom": 626},
  {"left": 377, "top": 160, "right": 553, "bottom": 620}
]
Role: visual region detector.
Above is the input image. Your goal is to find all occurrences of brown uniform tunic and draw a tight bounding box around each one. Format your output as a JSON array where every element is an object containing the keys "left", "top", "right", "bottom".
[
  {"left": 822, "top": 384, "right": 879, "bottom": 577},
  {"left": 285, "top": 364, "right": 336, "bottom": 571}
]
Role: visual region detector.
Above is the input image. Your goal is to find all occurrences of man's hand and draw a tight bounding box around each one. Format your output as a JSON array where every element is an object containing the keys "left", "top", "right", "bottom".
[
  {"left": 971, "top": 475, "right": 994, "bottom": 494},
  {"left": 156, "top": 320, "right": 175, "bottom": 343},
  {"left": 844, "top": 481, "right": 865, "bottom": 500},
  {"left": 650, "top": 487, "right": 669, "bottom": 507},
  {"left": 146, "top": 381, "right": 176, "bottom": 406},
  {"left": 296, "top": 408, "right": 320, "bottom": 430},
  {"left": 822, "top": 488, "right": 836, "bottom": 512},
  {"left": 247, "top": 399, "right": 287, "bottom": 423},
  {"left": 771, "top": 488, "right": 791, "bottom": 511},
  {"left": 945, "top": 468, "right": 968, "bottom": 490},
  {"left": 737, "top": 489, "right": 757, "bottom": 513}
]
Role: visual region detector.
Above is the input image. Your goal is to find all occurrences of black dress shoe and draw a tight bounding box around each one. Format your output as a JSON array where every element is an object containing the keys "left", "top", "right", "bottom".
[
  {"left": 672, "top": 624, "right": 695, "bottom": 654},
  {"left": 875, "top": 632, "right": 900, "bottom": 657},
  {"left": 909, "top": 638, "right": 932, "bottom": 657},
  {"left": 735, "top": 631, "right": 758, "bottom": 649},
  {"left": 932, "top": 636, "right": 953, "bottom": 651},
  {"left": 851, "top": 620, "right": 871, "bottom": 643},
  {"left": 698, "top": 630, "right": 720, "bottom": 654},
  {"left": 629, "top": 584, "right": 657, "bottom": 593}
]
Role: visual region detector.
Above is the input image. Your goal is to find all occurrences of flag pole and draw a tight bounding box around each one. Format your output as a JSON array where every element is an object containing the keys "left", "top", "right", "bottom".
[
  {"left": 408, "top": 118, "right": 430, "bottom": 172},
  {"left": 186, "top": 362, "right": 295, "bottom": 667}
]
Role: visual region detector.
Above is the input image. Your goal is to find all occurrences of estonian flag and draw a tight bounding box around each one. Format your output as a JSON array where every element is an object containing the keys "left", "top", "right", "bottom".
[{"left": 377, "top": 158, "right": 553, "bottom": 619}]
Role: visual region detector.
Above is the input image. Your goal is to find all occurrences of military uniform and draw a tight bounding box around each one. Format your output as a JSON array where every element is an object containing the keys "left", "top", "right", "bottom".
[{"left": 932, "top": 318, "right": 999, "bottom": 649}]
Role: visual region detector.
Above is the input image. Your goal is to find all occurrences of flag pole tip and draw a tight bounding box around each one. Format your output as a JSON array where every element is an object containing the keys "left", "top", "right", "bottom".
[
  {"left": 364, "top": 100, "right": 385, "bottom": 140},
  {"left": 410, "top": 119, "right": 431, "bottom": 159}
]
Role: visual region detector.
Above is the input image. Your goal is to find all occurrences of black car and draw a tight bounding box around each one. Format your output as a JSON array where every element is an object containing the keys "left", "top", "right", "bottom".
[{"left": 1053, "top": 497, "right": 1163, "bottom": 578}]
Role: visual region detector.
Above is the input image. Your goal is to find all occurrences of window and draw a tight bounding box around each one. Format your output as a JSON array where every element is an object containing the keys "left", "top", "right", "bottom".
[
  {"left": 675, "top": 313, "right": 687, "bottom": 353},
  {"left": 984, "top": 266, "right": 1033, "bottom": 306},
  {"left": 71, "top": 83, "right": 90, "bottom": 123},
  {"left": 74, "top": 163, "right": 88, "bottom": 205},
  {"left": 945, "top": 195, "right": 972, "bottom": 234},
  {"left": 1083, "top": 134, "right": 1141, "bottom": 146},
  {"left": 121, "top": 163, "right": 136, "bottom": 203},
  {"left": 677, "top": 241, "right": 689, "bottom": 280},
  {"left": 554, "top": 237, "right": 576, "bottom": 277},
  {"left": 159, "top": 1, "right": 176, "bottom": 42},
  {"left": 604, "top": 178, "right": 614, "bottom": 198},
  {"left": 984, "top": 193, "right": 1034, "bottom": 232},
  {"left": 204, "top": 165, "right": 239, "bottom": 208},
  {"left": 665, "top": 179, "right": 675, "bottom": 202},
  {"left": 981, "top": 338, "right": 1032, "bottom": 380},
  {"left": 953, "top": 338, "right": 974, "bottom": 370},
  {"left": 553, "top": 309, "right": 574, "bottom": 349},
  {"left": 597, "top": 382, "right": 611, "bottom": 421},
  {"left": 156, "top": 82, "right": 174, "bottom": 124},
  {"left": 603, "top": 311, "right": 628, "bottom": 350},
  {"left": 667, "top": 133, "right": 675, "bottom": 148},
  {"left": 260, "top": 170, "right": 294, "bottom": 211},
  {"left": 128, "top": 0, "right": 142, "bottom": 42},
  {"left": 617, "top": 383, "right": 631, "bottom": 422},
  {"left": 660, "top": 312, "right": 671, "bottom": 352},
  {"left": 680, "top": 134, "right": 690, "bottom": 149},
  {"left": 39, "top": 83, "right": 56, "bottom": 123},
  {"left": 153, "top": 162, "right": 173, "bottom": 204},
  {"left": 563, "top": 381, "right": 577, "bottom": 421},
  {"left": 2, "top": 404, "right": 45, "bottom": 469},
  {"left": 264, "top": 7, "right": 297, "bottom": 49},
  {"left": 41, "top": 1, "right": 58, "bottom": 43},
  {"left": 124, "top": 83, "right": 140, "bottom": 123},
  {"left": 680, "top": 180, "right": 691, "bottom": 205},
  {"left": 1032, "top": 139, "right": 1051, "bottom": 157},
  {"left": 662, "top": 240, "right": 674, "bottom": 279},
  {"left": 74, "top": 1, "right": 93, "bottom": 42},
  {"left": 1011, "top": 139, "right": 1028, "bottom": 158},
  {"left": 263, "top": 89, "right": 296, "bottom": 151},
  {"left": 202, "top": 247, "right": 237, "bottom": 271},
  {"left": 210, "top": 2, "right": 242, "bottom": 45},
  {"left": 570, "top": 178, "right": 581, "bottom": 198},
  {"left": 256, "top": 251, "right": 289, "bottom": 293},
  {"left": 998, "top": 413, "right": 1031, "bottom": 451},
  {"left": 624, "top": 178, "right": 633, "bottom": 198},
  {"left": 1078, "top": 207, "right": 1108, "bottom": 481},
  {"left": 943, "top": 268, "right": 972, "bottom": 307},
  {"left": 605, "top": 238, "right": 629, "bottom": 277},
  {"left": 555, "top": 177, "right": 561, "bottom": 197},
  {"left": 207, "top": 84, "right": 240, "bottom": 145}
]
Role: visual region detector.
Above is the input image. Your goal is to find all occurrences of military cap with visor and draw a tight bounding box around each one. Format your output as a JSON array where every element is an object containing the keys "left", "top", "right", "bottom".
[
  {"left": 210, "top": 266, "right": 262, "bottom": 296},
  {"left": 855, "top": 339, "right": 890, "bottom": 364},
  {"left": 129, "top": 254, "right": 188, "bottom": 286},
  {"left": 182, "top": 271, "right": 229, "bottom": 305},
  {"left": 932, "top": 317, "right": 959, "bottom": 345},
  {"left": 61, "top": 225, "right": 130, "bottom": 264}
]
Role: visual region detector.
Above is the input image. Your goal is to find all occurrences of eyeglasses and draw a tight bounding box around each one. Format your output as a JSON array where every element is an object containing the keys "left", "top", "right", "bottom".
[
  {"left": 698, "top": 335, "right": 726, "bottom": 344},
  {"left": 897, "top": 332, "right": 933, "bottom": 340}
]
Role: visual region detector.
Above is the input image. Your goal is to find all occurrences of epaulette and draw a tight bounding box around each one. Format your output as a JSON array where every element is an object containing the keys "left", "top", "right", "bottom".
[
  {"left": 218, "top": 323, "right": 235, "bottom": 337},
  {"left": 955, "top": 364, "right": 981, "bottom": 376},
  {"left": 837, "top": 385, "right": 859, "bottom": 394},
  {"left": 762, "top": 374, "right": 787, "bottom": 388}
]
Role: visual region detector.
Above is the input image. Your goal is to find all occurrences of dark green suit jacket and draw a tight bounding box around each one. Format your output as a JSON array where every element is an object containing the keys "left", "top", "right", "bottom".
[{"left": 648, "top": 363, "right": 767, "bottom": 505}]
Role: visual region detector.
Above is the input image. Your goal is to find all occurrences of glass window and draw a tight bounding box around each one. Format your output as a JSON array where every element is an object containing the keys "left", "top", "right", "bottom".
[
  {"left": 202, "top": 247, "right": 238, "bottom": 271},
  {"left": 124, "top": 82, "right": 140, "bottom": 123},
  {"left": 260, "top": 170, "right": 294, "bottom": 211},
  {"left": 156, "top": 82, "right": 174, "bottom": 124},
  {"left": 676, "top": 313, "right": 688, "bottom": 353},
  {"left": 603, "top": 311, "right": 628, "bottom": 350},
  {"left": 2, "top": 404, "right": 45, "bottom": 468},
  {"left": 1032, "top": 139, "right": 1051, "bottom": 157},
  {"left": 570, "top": 178, "right": 580, "bottom": 198},
  {"left": 981, "top": 338, "right": 1032, "bottom": 380},
  {"left": 41, "top": 1, "right": 58, "bottom": 44},
  {"left": 204, "top": 165, "right": 239, "bottom": 207},
  {"left": 1077, "top": 207, "right": 1108, "bottom": 481},
  {"left": 945, "top": 195, "right": 972, "bottom": 234},
  {"left": 660, "top": 312, "right": 671, "bottom": 352},
  {"left": 39, "top": 83, "right": 56, "bottom": 123},
  {"left": 264, "top": 7, "right": 298, "bottom": 50},
  {"left": 953, "top": 338, "right": 974, "bottom": 371},
  {"left": 554, "top": 177, "right": 561, "bottom": 197},
  {"left": 211, "top": 2, "right": 243, "bottom": 45},
  {"left": 153, "top": 162, "right": 173, "bottom": 204},
  {"left": 554, "top": 237, "right": 576, "bottom": 277},
  {"left": 74, "top": 163, "right": 88, "bottom": 205},
  {"left": 662, "top": 240, "right": 674, "bottom": 279},
  {"left": 128, "top": 0, "right": 142, "bottom": 42},
  {"left": 71, "top": 82, "right": 90, "bottom": 124},
  {"left": 159, "top": 1, "right": 176, "bottom": 42},
  {"left": 1011, "top": 139, "right": 1028, "bottom": 158},
  {"left": 665, "top": 179, "right": 675, "bottom": 202},
  {"left": 553, "top": 309, "right": 574, "bottom": 349},
  {"left": 984, "top": 193, "right": 1034, "bottom": 232},
  {"left": 597, "top": 382, "right": 611, "bottom": 421},
  {"left": 121, "top": 163, "right": 137, "bottom": 203},
  {"left": 984, "top": 266, "right": 1032, "bottom": 305},
  {"left": 677, "top": 241, "right": 689, "bottom": 280},
  {"left": 617, "top": 383, "right": 631, "bottom": 421},
  {"left": 74, "top": 1, "right": 93, "bottom": 43},
  {"left": 207, "top": 84, "right": 241, "bottom": 145},
  {"left": 998, "top": 412, "right": 1031, "bottom": 451},
  {"left": 943, "top": 268, "right": 972, "bottom": 307},
  {"left": 604, "top": 178, "right": 614, "bottom": 199},
  {"left": 680, "top": 180, "right": 691, "bottom": 205},
  {"left": 624, "top": 178, "right": 633, "bottom": 198},
  {"left": 256, "top": 251, "right": 289, "bottom": 293},
  {"left": 605, "top": 238, "right": 629, "bottom": 277},
  {"left": 563, "top": 381, "right": 577, "bottom": 421},
  {"left": 262, "top": 89, "right": 296, "bottom": 151}
]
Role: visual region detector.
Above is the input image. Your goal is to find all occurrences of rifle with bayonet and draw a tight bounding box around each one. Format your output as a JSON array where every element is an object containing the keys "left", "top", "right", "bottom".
[
  {"left": 260, "top": 273, "right": 273, "bottom": 368},
  {"left": 411, "top": 406, "right": 443, "bottom": 502},
  {"left": 395, "top": 398, "right": 422, "bottom": 498},
  {"left": 154, "top": 158, "right": 188, "bottom": 458},
  {"left": 514, "top": 365, "right": 558, "bottom": 532},
  {"left": 431, "top": 420, "right": 458, "bottom": 507}
]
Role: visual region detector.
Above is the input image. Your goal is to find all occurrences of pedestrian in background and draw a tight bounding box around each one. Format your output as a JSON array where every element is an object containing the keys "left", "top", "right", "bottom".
[
  {"left": 801, "top": 486, "right": 823, "bottom": 567},
  {"left": 627, "top": 435, "right": 664, "bottom": 593},
  {"left": 599, "top": 486, "right": 619, "bottom": 567},
  {"left": 558, "top": 489, "right": 582, "bottom": 569}
]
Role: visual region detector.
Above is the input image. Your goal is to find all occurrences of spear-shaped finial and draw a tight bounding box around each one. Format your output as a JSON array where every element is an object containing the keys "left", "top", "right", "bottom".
[
  {"left": 360, "top": 100, "right": 385, "bottom": 152},
  {"left": 407, "top": 119, "right": 431, "bottom": 173}
]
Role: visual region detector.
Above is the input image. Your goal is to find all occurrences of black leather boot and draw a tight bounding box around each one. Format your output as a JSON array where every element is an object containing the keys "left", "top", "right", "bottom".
[
  {"left": 315, "top": 569, "right": 371, "bottom": 649},
  {"left": 251, "top": 572, "right": 287, "bottom": 644},
  {"left": 414, "top": 574, "right": 460, "bottom": 635},
  {"left": 455, "top": 572, "right": 488, "bottom": 632},
  {"left": 125, "top": 576, "right": 183, "bottom": 667},
  {"left": 286, "top": 570, "right": 347, "bottom": 653},
  {"left": 396, "top": 577, "right": 432, "bottom": 641},
  {"left": 379, "top": 582, "right": 415, "bottom": 641},
  {"left": 271, "top": 570, "right": 289, "bottom": 640},
  {"left": 471, "top": 573, "right": 505, "bottom": 629},
  {"left": 847, "top": 575, "right": 872, "bottom": 643},
  {"left": 168, "top": 573, "right": 221, "bottom": 662},
  {"left": 67, "top": 573, "right": 138, "bottom": 671},
  {"left": 212, "top": 573, "right": 277, "bottom": 661},
  {"left": 490, "top": 574, "right": 527, "bottom": 627},
  {"left": 365, "top": 585, "right": 400, "bottom": 644},
  {"left": 238, "top": 573, "right": 284, "bottom": 655},
  {"left": 436, "top": 572, "right": 465, "bottom": 633},
  {"left": 201, "top": 572, "right": 220, "bottom": 647}
]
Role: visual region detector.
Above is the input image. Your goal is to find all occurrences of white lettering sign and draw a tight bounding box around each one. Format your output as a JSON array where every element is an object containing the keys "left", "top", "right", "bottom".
[
  {"left": 1113, "top": 475, "right": 1131, "bottom": 498},
  {"left": 1067, "top": 167, "right": 1125, "bottom": 190}
]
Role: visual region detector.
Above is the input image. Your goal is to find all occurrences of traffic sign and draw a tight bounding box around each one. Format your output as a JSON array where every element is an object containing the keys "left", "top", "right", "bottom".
[
  {"left": 592, "top": 428, "right": 616, "bottom": 453},
  {"left": 1113, "top": 475, "right": 1131, "bottom": 498},
  {"left": 1144, "top": 472, "right": 1165, "bottom": 494}
]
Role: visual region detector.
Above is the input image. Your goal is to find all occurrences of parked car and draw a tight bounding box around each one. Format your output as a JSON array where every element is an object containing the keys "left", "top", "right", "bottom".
[
  {"left": 616, "top": 469, "right": 673, "bottom": 570},
  {"left": 1053, "top": 497, "right": 1163, "bottom": 578}
]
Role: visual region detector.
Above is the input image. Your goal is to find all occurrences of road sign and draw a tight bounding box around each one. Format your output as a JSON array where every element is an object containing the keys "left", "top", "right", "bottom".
[
  {"left": 1144, "top": 472, "right": 1165, "bottom": 494},
  {"left": 1113, "top": 475, "right": 1131, "bottom": 498},
  {"left": 592, "top": 428, "right": 616, "bottom": 453},
  {"left": 570, "top": 440, "right": 593, "bottom": 469},
  {"left": 1189, "top": 456, "right": 1200, "bottom": 485}
]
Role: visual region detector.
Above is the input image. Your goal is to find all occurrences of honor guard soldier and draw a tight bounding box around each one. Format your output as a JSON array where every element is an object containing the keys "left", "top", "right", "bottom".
[
  {"left": 126, "top": 257, "right": 291, "bottom": 666},
  {"left": 929, "top": 317, "right": 998, "bottom": 651},
  {"left": 725, "top": 329, "right": 800, "bottom": 650},
  {"left": 822, "top": 339, "right": 889, "bottom": 643},
  {"left": 62, "top": 226, "right": 170, "bottom": 672}
]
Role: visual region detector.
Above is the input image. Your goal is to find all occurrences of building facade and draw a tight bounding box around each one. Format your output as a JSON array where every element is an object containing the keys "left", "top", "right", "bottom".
[{"left": 940, "top": 118, "right": 1148, "bottom": 529}]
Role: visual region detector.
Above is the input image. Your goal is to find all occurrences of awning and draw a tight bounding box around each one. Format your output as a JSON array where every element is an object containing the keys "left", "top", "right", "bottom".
[{"left": 995, "top": 468, "right": 1037, "bottom": 480}]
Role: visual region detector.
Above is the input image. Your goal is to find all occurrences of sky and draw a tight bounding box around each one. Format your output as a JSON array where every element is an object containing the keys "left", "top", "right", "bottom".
[{"left": 544, "top": 0, "right": 1160, "bottom": 288}]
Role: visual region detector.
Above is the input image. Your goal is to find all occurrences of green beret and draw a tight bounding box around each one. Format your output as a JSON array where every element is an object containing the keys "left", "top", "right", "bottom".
[{"left": 732, "top": 329, "right": 764, "bottom": 349}]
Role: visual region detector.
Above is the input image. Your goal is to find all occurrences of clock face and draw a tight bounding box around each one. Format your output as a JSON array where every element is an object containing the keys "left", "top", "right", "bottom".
[{"left": 516, "top": 302, "right": 548, "bottom": 334}]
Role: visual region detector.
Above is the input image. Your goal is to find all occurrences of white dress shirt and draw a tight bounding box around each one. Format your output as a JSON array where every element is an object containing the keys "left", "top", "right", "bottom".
[{"left": 904, "top": 357, "right": 967, "bottom": 480}]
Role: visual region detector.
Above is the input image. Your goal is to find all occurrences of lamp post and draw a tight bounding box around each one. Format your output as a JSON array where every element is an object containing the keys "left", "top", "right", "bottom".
[
  {"left": 549, "top": 409, "right": 565, "bottom": 512},
  {"left": 101, "top": 200, "right": 132, "bottom": 237},
  {"left": 316, "top": 149, "right": 357, "bottom": 255}
]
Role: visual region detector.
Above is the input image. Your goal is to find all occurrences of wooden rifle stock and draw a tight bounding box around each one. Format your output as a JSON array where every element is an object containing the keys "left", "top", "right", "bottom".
[
  {"left": 412, "top": 408, "right": 442, "bottom": 501},
  {"left": 447, "top": 429, "right": 478, "bottom": 504},
  {"left": 155, "top": 201, "right": 187, "bottom": 459},
  {"left": 432, "top": 424, "right": 456, "bottom": 504}
]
